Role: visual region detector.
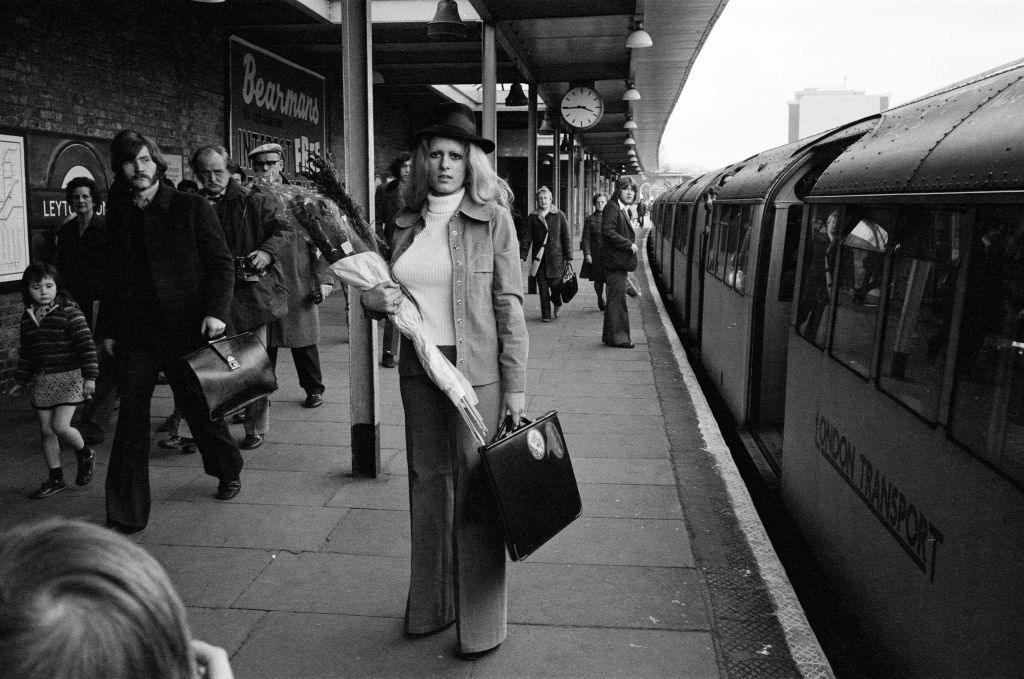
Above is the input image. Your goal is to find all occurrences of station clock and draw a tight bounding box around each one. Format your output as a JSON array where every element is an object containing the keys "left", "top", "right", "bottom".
[{"left": 560, "top": 85, "right": 604, "bottom": 130}]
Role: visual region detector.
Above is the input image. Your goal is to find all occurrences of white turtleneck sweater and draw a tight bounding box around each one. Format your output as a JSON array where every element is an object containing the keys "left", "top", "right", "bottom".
[{"left": 392, "top": 189, "right": 463, "bottom": 346}]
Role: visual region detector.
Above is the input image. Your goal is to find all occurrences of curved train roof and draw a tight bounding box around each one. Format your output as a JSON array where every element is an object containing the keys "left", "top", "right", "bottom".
[{"left": 811, "top": 61, "right": 1024, "bottom": 196}]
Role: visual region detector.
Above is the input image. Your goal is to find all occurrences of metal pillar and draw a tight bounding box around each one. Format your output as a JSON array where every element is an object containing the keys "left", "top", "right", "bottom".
[
  {"left": 341, "top": 0, "right": 380, "bottom": 477},
  {"left": 565, "top": 132, "right": 575, "bottom": 241},
  {"left": 527, "top": 83, "right": 537, "bottom": 214},
  {"left": 481, "top": 23, "right": 497, "bottom": 168},
  {"left": 552, "top": 126, "right": 561, "bottom": 213}
]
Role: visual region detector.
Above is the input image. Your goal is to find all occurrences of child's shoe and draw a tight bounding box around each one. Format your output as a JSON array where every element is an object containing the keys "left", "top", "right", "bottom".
[
  {"left": 75, "top": 446, "right": 95, "bottom": 486},
  {"left": 30, "top": 477, "right": 66, "bottom": 499}
]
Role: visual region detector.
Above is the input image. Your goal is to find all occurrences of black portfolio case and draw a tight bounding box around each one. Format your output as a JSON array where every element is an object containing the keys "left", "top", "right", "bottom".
[{"left": 479, "top": 411, "right": 582, "bottom": 561}]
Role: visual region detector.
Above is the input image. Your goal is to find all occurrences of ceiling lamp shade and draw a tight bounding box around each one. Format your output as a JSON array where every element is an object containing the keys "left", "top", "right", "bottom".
[
  {"left": 428, "top": 0, "right": 468, "bottom": 41},
  {"left": 505, "top": 80, "right": 528, "bottom": 106},
  {"left": 626, "top": 149, "right": 637, "bottom": 157},
  {"left": 625, "top": 22, "right": 653, "bottom": 49},
  {"left": 623, "top": 118, "right": 638, "bottom": 130},
  {"left": 624, "top": 136, "right": 636, "bottom": 146},
  {"left": 622, "top": 83, "right": 641, "bottom": 101}
]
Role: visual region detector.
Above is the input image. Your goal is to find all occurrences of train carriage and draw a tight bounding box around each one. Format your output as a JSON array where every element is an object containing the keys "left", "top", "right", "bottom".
[
  {"left": 653, "top": 58, "right": 1024, "bottom": 677},
  {"left": 782, "top": 61, "right": 1024, "bottom": 677}
]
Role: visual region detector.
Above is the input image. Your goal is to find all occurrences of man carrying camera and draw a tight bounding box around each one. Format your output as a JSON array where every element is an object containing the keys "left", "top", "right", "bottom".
[{"left": 192, "top": 145, "right": 293, "bottom": 450}]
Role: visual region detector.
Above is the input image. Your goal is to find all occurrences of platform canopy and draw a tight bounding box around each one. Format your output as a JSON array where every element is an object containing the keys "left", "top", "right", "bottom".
[{"left": 196, "top": 0, "right": 727, "bottom": 173}]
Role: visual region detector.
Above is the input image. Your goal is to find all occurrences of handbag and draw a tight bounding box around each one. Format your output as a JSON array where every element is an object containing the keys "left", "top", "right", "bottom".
[
  {"left": 559, "top": 262, "right": 579, "bottom": 303},
  {"left": 579, "top": 259, "right": 593, "bottom": 280},
  {"left": 182, "top": 332, "right": 277, "bottom": 421},
  {"left": 479, "top": 411, "right": 582, "bottom": 561}
]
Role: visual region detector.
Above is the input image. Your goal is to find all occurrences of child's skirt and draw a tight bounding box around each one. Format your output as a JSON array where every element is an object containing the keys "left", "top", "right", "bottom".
[{"left": 31, "top": 369, "right": 85, "bottom": 410}]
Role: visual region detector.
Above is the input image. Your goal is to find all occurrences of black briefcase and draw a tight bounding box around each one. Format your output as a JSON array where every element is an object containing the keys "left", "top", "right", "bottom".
[
  {"left": 182, "top": 332, "right": 277, "bottom": 421},
  {"left": 479, "top": 411, "right": 582, "bottom": 561}
]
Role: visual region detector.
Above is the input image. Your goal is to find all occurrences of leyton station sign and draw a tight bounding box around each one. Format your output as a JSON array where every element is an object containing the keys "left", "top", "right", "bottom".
[{"left": 228, "top": 36, "right": 326, "bottom": 178}]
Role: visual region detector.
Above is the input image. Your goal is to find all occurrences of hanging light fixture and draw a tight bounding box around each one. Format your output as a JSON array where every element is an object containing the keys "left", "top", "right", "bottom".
[
  {"left": 428, "top": 0, "right": 468, "bottom": 41},
  {"left": 505, "top": 79, "right": 528, "bottom": 107},
  {"left": 622, "top": 82, "right": 641, "bottom": 101},
  {"left": 625, "top": 20, "right": 653, "bottom": 49},
  {"left": 623, "top": 117, "right": 638, "bottom": 130},
  {"left": 624, "top": 135, "right": 636, "bottom": 146},
  {"left": 626, "top": 149, "right": 637, "bottom": 157}
]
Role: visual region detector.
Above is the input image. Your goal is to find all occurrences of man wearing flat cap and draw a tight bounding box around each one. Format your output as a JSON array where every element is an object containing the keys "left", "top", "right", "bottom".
[{"left": 249, "top": 143, "right": 335, "bottom": 408}]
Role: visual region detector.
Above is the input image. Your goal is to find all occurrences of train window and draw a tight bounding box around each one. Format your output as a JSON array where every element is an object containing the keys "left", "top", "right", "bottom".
[
  {"left": 878, "top": 209, "right": 965, "bottom": 421},
  {"left": 673, "top": 205, "right": 689, "bottom": 255},
  {"left": 705, "top": 209, "right": 718, "bottom": 275},
  {"left": 795, "top": 206, "right": 841, "bottom": 347},
  {"left": 726, "top": 206, "right": 753, "bottom": 294},
  {"left": 830, "top": 207, "right": 894, "bottom": 377},
  {"left": 949, "top": 206, "right": 1024, "bottom": 482},
  {"left": 713, "top": 205, "right": 734, "bottom": 280},
  {"left": 778, "top": 206, "right": 803, "bottom": 302}
]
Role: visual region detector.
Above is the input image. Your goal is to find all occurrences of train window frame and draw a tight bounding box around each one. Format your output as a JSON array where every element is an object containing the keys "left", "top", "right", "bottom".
[
  {"left": 947, "top": 204, "right": 1024, "bottom": 487},
  {"left": 828, "top": 205, "right": 895, "bottom": 380},
  {"left": 706, "top": 207, "right": 720, "bottom": 276},
  {"left": 875, "top": 207, "right": 967, "bottom": 424},
  {"left": 673, "top": 204, "right": 689, "bottom": 255},
  {"left": 726, "top": 205, "right": 754, "bottom": 295},
  {"left": 778, "top": 205, "right": 803, "bottom": 302}
]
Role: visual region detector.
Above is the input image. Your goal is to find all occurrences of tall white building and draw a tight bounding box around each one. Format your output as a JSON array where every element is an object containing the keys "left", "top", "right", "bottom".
[{"left": 788, "top": 88, "right": 889, "bottom": 142}]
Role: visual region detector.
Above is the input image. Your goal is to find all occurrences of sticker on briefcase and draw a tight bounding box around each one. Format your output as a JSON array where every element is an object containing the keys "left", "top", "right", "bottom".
[
  {"left": 546, "top": 421, "right": 565, "bottom": 459},
  {"left": 528, "top": 429, "right": 546, "bottom": 460}
]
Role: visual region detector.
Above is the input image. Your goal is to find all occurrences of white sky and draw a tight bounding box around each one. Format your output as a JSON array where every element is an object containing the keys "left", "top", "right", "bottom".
[{"left": 659, "top": 0, "right": 1024, "bottom": 172}]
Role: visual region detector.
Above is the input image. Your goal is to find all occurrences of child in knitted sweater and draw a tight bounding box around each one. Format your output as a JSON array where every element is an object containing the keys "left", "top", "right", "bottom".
[{"left": 5, "top": 263, "right": 99, "bottom": 498}]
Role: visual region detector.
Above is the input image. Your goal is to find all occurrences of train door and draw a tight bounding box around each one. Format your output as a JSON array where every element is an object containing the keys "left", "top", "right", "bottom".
[{"left": 747, "top": 197, "right": 804, "bottom": 468}]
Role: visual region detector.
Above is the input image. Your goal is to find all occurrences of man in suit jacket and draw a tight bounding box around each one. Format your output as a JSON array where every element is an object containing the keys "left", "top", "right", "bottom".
[{"left": 98, "top": 130, "right": 244, "bottom": 534}]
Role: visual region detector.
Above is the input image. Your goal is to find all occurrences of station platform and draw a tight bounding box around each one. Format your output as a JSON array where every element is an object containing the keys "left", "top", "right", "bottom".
[{"left": 0, "top": 241, "right": 833, "bottom": 679}]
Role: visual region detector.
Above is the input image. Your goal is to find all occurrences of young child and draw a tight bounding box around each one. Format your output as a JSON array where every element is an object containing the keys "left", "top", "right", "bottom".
[{"left": 5, "top": 263, "right": 99, "bottom": 498}]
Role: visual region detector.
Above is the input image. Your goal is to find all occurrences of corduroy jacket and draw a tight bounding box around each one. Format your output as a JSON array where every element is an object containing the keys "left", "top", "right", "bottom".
[{"left": 392, "top": 195, "right": 528, "bottom": 392}]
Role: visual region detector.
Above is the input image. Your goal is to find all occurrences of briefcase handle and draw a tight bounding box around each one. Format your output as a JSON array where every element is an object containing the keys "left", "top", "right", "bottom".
[
  {"left": 492, "top": 413, "right": 532, "bottom": 443},
  {"left": 206, "top": 334, "right": 241, "bottom": 371}
]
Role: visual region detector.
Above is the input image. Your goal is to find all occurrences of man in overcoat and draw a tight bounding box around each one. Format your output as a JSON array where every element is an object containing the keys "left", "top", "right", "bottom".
[
  {"left": 98, "top": 130, "right": 244, "bottom": 534},
  {"left": 249, "top": 143, "right": 334, "bottom": 408},
  {"left": 193, "top": 145, "right": 292, "bottom": 449}
]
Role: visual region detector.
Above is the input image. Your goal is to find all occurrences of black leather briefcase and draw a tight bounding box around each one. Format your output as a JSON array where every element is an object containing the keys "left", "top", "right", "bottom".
[
  {"left": 182, "top": 332, "right": 277, "bottom": 421},
  {"left": 479, "top": 411, "right": 582, "bottom": 561}
]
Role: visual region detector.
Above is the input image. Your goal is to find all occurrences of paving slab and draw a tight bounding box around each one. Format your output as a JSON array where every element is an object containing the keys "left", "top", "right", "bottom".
[
  {"left": 508, "top": 562, "right": 710, "bottom": 630},
  {"left": 578, "top": 484, "right": 683, "bottom": 519},
  {"left": 322, "top": 508, "right": 411, "bottom": 557},
  {"left": 138, "top": 501, "right": 348, "bottom": 552},
  {"left": 147, "top": 544, "right": 274, "bottom": 607},
  {"left": 186, "top": 607, "right": 267, "bottom": 657},
  {"left": 528, "top": 517, "right": 695, "bottom": 567},
  {"left": 229, "top": 611, "right": 472, "bottom": 679},
  {"left": 167, "top": 468, "right": 346, "bottom": 507},
  {"left": 234, "top": 551, "right": 408, "bottom": 617},
  {"left": 572, "top": 457, "right": 677, "bottom": 485},
  {"left": 327, "top": 474, "right": 409, "bottom": 510},
  {"left": 563, "top": 431, "right": 669, "bottom": 459}
]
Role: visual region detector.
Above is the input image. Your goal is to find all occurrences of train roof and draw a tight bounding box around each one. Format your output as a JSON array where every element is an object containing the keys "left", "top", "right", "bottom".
[
  {"left": 811, "top": 61, "right": 1024, "bottom": 196},
  {"left": 677, "top": 166, "right": 734, "bottom": 204}
]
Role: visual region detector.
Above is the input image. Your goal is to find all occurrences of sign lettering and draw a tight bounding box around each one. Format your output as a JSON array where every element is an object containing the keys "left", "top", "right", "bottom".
[{"left": 814, "top": 409, "right": 944, "bottom": 582}]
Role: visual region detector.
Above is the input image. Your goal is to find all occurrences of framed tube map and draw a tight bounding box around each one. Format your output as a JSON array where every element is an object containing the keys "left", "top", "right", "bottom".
[{"left": 0, "top": 133, "right": 29, "bottom": 286}]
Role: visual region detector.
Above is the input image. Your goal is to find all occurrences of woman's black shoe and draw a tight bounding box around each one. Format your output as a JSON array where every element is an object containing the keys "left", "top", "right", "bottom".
[{"left": 616, "top": 342, "right": 634, "bottom": 348}]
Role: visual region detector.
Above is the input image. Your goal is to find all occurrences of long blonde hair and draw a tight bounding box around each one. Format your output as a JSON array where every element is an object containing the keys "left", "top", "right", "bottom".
[{"left": 405, "top": 137, "right": 513, "bottom": 210}]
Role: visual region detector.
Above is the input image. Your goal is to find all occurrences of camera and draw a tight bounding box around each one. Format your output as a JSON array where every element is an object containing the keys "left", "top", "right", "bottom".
[{"left": 234, "top": 256, "right": 264, "bottom": 282}]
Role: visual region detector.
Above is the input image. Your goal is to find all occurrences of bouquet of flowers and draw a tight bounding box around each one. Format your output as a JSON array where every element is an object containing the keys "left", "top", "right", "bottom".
[{"left": 255, "top": 155, "right": 488, "bottom": 444}]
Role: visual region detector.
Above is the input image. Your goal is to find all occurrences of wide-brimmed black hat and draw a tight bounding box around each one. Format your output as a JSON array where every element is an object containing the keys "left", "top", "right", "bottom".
[{"left": 407, "top": 102, "right": 495, "bottom": 154}]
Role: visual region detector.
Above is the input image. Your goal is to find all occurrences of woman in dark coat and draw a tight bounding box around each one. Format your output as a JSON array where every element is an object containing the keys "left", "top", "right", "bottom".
[
  {"left": 601, "top": 176, "right": 640, "bottom": 348},
  {"left": 521, "top": 186, "right": 572, "bottom": 321},
  {"left": 581, "top": 192, "right": 608, "bottom": 311}
]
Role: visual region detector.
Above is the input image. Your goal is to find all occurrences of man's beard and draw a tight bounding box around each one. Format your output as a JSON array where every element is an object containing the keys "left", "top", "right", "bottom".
[{"left": 130, "top": 172, "right": 156, "bottom": 191}]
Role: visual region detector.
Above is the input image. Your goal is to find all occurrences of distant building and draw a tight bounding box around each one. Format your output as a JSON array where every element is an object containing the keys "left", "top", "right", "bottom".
[{"left": 788, "top": 88, "right": 889, "bottom": 142}]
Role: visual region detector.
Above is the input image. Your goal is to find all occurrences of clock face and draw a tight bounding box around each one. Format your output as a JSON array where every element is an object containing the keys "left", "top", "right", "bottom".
[{"left": 560, "top": 86, "right": 604, "bottom": 130}]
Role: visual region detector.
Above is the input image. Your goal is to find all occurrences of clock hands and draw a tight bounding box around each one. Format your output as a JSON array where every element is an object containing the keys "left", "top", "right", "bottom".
[{"left": 565, "top": 105, "right": 596, "bottom": 113}]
